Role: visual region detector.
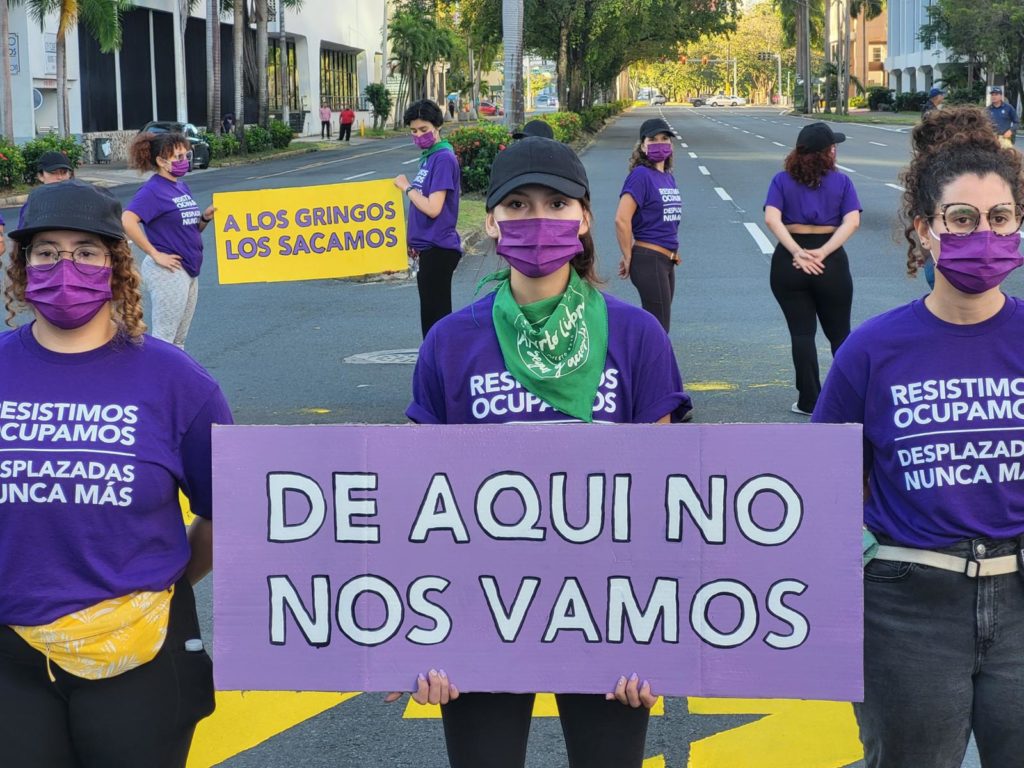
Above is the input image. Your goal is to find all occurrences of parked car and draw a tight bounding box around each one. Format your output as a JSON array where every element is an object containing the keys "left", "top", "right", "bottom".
[
  {"left": 705, "top": 94, "right": 747, "bottom": 107},
  {"left": 478, "top": 101, "right": 504, "bottom": 116},
  {"left": 650, "top": 93, "right": 667, "bottom": 105},
  {"left": 138, "top": 121, "right": 211, "bottom": 169},
  {"left": 689, "top": 96, "right": 706, "bottom": 107}
]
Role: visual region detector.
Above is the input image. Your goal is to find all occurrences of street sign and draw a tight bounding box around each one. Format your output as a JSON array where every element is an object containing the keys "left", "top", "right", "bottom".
[{"left": 8, "top": 33, "right": 18, "bottom": 76}]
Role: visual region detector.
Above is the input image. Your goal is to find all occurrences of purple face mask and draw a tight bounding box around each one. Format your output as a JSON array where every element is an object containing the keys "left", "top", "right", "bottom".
[
  {"left": 169, "top": 158, "right": 190, "bottom": 177},
  {"left": 25, "top": 259, "right": 113, "bottom": 330},
  {"left": 933, "top": 230, "right": 1023, "bottom": 294},
  {"left": 496, "top": 218, "right": 584, "bottom": 278},
  {"left": 645, "top": 143, "right": 673, "bottom": 162},
  {"left": 413, "top": 132, "right": 437, "bottom": 150}
]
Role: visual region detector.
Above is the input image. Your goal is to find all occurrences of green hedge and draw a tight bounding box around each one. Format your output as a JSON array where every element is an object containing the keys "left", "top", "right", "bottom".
[
  {"left": 576, "top": 100, "right": 631, "bottom": 132},
  {"left": 895, "top": 91, "right": 928, "bottom": 113},
  {"left": 269, "top": 120, "right": 293, "bottom": 149},
  {"left": 204, "top": 132, "right": 241, "bottom": 160},
  {"left": 867, "top": 86, "right": 894, "bottom": 111},
  {"left": 0, "top": 138, "right": 27, "bottom": 189},
  {"left": 244, "top": 125, "right": 273, "bottom": 153},
  {"left": 449, "top": 123, "right": 512, "bottom": 193},
  {"left": 535, "top": 111, "right": 582, "bottom": 143},
  {"left": 21, "top": 134, "right": 84, "bottom": 185}
]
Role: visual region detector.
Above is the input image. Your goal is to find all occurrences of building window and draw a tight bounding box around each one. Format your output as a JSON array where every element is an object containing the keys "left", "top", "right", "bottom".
[
  {"left": 320, "top": 48, "right": 358, "bottom": 110},
  {"left": 268, "top": 38, "right": 299, "bottom": 113},
  {"left": 871, "top": 46, "right": 884, "bottom": 62}
]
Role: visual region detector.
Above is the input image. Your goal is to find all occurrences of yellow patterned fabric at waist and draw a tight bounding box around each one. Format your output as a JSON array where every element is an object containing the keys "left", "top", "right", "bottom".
[{"left": 10, "top": 586, "right": 173, "bottom": 680}]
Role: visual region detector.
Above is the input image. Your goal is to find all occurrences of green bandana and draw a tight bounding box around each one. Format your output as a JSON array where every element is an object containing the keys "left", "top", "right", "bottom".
[
  {"left": 420, "top": 140, "right": 454, "bottom": 165},
  {"left": 489, "top": 268, "right": 609, "bottom": 423}
]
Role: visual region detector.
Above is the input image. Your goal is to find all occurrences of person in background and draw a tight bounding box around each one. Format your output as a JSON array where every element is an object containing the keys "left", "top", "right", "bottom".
[
  {"left": 0, "top": 179, "right": 231, "bottom": 768},
  {"left": 221, "top": 113, "right": 235, "bottom": 135},
  {"left": 447, "top": 99, "right": 457, "bottom": 121},
  {"left": 393, "top": 99, "right": 462, "bottom": 338},
  {"left": 921, "top": 87, "right": 945, "bottom": 117},
  {"left": 122, "top": 132, "right": 215, "bottom": 350},
  {"left": 397, "top": 135, "right": 692, "bottom": 768},
  {"left": 615, "top": 117, "right": 682, "bottom": 333},
  {"left": 319, "top": 102, "right": 332, "bottom": 140},
  {"left": 339, "top": 104, "right": 356, "bottom": 143},
  {"left": 987, "top": 86, "right": 1018, "bottom": 147},
  {"left": 512, "top": 120, "right": 555, "bottom": 140},
  {"left": 15, "top": 151, "right": 77, "bottom": 230},
  {"left": 763, "top": 122, "right": 861, "bottom": 416},
  {"left": 814, "top": 105, "right": 1024, "bottom": 768}
]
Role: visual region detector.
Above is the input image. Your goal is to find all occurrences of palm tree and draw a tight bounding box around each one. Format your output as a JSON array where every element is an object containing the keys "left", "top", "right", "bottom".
[
  {"left": 207, "top": 0, "right": 221, "bottom": 133},
  {"left": 277, "top": 0, "right": 287, "bottom": 124},
  {"left": 22, "top": 0, "right": 133, "bottom": 137},
  {"left": 502, "top": 0, "right": 524, "bottom": 128},
  {"left": 1, "top": 0, "right": 13, "bottom": 138},
  {"left": 233, "top": 0, "right": 244, "bottom": 147},
  {"left": 255, "top": 0, "right": 267, "bottom": 127}
]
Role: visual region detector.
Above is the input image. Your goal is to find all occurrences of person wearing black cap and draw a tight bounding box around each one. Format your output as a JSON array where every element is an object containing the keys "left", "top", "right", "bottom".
[
  {"left": 615, "top": 117, "right": 682, "bottom": 332},
  {"left": 512, "top": 119, "right": 555, "bottom": 140},
  {"left": 763, "top": 121, "right": 861, "bottom": 416},
  {"left": 394, "top": 136, "right": 692, "bottom": 768},
  {"left": 987, "top": 86, "right": 1018, "bottom": 146},
  {"left": 921, "top": 87, "right": 945, "bottom": 118},
  {"left": 0, "top": 179, "right": 231, "bottom": 767},
  {"left": 35, "top": 150, "right": 75, "bottom": 184}
]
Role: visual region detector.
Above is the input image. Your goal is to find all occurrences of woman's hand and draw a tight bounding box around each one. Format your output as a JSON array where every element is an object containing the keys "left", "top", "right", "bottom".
[
  {"left": 606, "top": 673, "right": 657, "bottom": 709},
  {"left": 203, "top": 205, "right": 216, "bottom": 222},
  {"left": 152, "top": 251, "right": 183, "bottom": 271},
  {"left": 393, "top": 174, "right": 411, "bottom": 193},
  {"left": 618, "top": 255, "right": 631, "bottom": 279},
  {"left": 792, "top": 250, "right": 824, "bottom": 276},
  {"left": 384, "top": 669, "right": 459, "bottom": 706}
]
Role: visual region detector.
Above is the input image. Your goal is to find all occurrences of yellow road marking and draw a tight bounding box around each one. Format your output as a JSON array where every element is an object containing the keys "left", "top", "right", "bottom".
[
  {"left": 299, "top": 407, "right": 333, "bottom": 414},
  {"left": 187, "top": 691, "right": 361, "bottom": 767},
  {"left": 404, "top": 693, "right": 664, "bottom": 718},
  {"left": 687, "top": 698, "right": 862, "bottom": 767},
  {"left": 685, "top": 381, "right": 738, "bottom": 392}
]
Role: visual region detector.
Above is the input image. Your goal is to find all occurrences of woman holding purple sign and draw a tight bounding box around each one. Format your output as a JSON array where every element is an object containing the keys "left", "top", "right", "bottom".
[
  {"left": 0, "top": 180, "right": 231, "bottom": 767},
  {"left": 615, "top": 117, "right": 682, "bottom": 332},
  {"left": 764, "top": 122, "right": 860, "bottom": 416},
  {"left": 814, "top": 107, "right": 1024, "bottom": 766},
  {"left": 122, "top": 131, "right": 216, "bottom": 350},
  {"left": 393, "top": 99, "right": 462, "bottom": 338},
  {"left": 396, "top": 136, "right": 692, "bottom": 768}
]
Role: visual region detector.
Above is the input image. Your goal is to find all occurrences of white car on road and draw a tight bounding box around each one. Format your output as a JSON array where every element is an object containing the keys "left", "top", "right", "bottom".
[{"left": 706, "top": 94, "right": 747, "bottom": 107}]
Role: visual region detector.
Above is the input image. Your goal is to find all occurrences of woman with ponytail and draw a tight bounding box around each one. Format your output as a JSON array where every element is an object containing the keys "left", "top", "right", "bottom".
[
  {"left": 813, "top": 106, "right": 1024, "bottom": 766},
  {"left": 122, "top": 131, "right": 215, "bottom": 350}
]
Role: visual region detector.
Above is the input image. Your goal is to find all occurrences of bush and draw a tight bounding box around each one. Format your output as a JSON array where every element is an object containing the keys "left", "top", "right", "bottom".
[
  {"left": 536, "top": 111, "right": 582, "bottom": 143},
  {"left": 866, "top": 86, "right": 894, "bottom": 111},
  {"left": 448, "top": 123, "right": 512, "bottom": 193},
  {"left": 0, "top": 138, "right": 26, "bottom": 189},
  {"left": 945, "top": 82, "right": 986, "bottom": 105},
  {"left": 849, "top": 95, "right": 868, "bottom": 109},
  {"left": 575, "top": 100, "right": 630, "bottom": 132},
  {"left": 269, "top": 119, "right": 293, "bottom": 149},
  {"left": 244, "top": 125, "right": 273, "bottom": 153},
  {"left": 205, "top": 132, "right": 241, "bottom": 160},
  {"left": 364, "top": 82, "right": 393, "bottom": 130},
  {"left": 894, "top": 90, "right": 928, "bottom": 113},
  {"left": 21, "top": 134, "right": 84, "bottom": 185}
]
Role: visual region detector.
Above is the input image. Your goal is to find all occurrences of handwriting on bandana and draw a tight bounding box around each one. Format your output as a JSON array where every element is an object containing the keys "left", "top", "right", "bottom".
[{"left": 515, "top": 298, "right": 590, "bottom": 379}]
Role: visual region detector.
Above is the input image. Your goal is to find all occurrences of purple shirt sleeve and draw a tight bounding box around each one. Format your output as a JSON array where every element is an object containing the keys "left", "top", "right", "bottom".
[
  {"left": 630, "top": 314, "right": 693, "bottom": 423},
  {"left": 407, "top": 332, "right": 446, "bottom": 424},
  {"left": 764, "top": 173, "right": 785, "bottom": 211},
  {"left": 620, "top": 169, "right": 648, "bottom": 206},
  {"left": 427, "top": 152, "right": 459, "bottom": 194},
  {"left": 840, "top": 175, "right": 862, "bottom": 218},
  {"left": 179, "top": 386, "right": 234, "bottom": 519}
]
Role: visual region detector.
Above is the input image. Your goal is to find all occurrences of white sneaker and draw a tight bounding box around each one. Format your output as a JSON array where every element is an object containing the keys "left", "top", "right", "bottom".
[{"left": 791, "top": 402, "right": 813, "bottom": 416}]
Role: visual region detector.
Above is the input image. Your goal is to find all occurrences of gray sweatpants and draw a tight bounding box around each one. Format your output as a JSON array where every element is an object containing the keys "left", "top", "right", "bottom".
[{"left": 141, "top": 256, "right": 199, "bottom": 349}]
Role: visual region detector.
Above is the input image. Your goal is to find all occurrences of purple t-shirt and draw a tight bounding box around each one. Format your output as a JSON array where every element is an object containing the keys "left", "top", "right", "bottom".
[
  {"left": 126, "top": 175, "right": 205, "bottom": 277},
  {"left": 408, "top": 147, "right": 461, "bottom": 253},
  {"left": 813, "top": 296, "right": 1024, "bottom": 548},
  {"left": 764, "top": 170, "right": 861, "bottom": 227},
  {"left": 408, "top": 292, "right": 692, "bottom": 425},
  {"left": 0, "top": 325, "right": 233, "bottom": 625},
  {"left": 620, "top": 166, "right": 681, "bottom": 251}
]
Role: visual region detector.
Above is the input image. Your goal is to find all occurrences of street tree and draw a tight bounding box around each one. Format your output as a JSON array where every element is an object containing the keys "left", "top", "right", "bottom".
[
  {"left": 232, "top": 0, "right": 244, "bottom": 146},
  {"left": 20, "top": 0, "right": 133, "bottom": 137},
  {"left": 388, "top": 0, "right": 458, "bottom": 127},
  {"left": 502, "top": 0, "right": 524, "bottom": 128}
]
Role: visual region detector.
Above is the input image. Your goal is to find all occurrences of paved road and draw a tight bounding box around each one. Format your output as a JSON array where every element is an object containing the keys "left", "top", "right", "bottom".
[{"left": 6, "top": 108, "right": 991, "bottom": 767}]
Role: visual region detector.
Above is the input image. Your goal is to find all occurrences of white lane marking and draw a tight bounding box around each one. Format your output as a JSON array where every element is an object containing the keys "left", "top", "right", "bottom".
[
  {"left": 755, "top": 134, "right": 765, "bottom": 139},
  {"left": 744, "top": 222, "right": 775, "bottom": 255},
  {"left": 869, "top": 141, "right": 887, "bottom": 146},
  {"left": 886, "top": 183, "right": 906, "bottom": 192},
  {"left": 680, "top": 142, "right": 689, "bottom": 147},
  {"left": 688, "top": 151, "right": 698, "bottom": 158},
  {"left": 246, "top": 145, "right": 403, "bottom": 180},
  {"left": 343, "top": 171, "right": 375, "bottom": 180},
  {"left": 742, "top": 130, "right": 750, "bottom": 134},
  {"left": 714, "top": 187, "right": 732, "bottom": 201},
  {"left": 698, "top": 166, "right": 710, "bottom": 175},
  {"left": 772, "top": 141, "right": 785, "bottom": 146},
  {"left": 401, "top": 157, "right": 420, "bottom": 165},
  {"left": 836, "top": 164, "right": 856, "bottom": 173}
]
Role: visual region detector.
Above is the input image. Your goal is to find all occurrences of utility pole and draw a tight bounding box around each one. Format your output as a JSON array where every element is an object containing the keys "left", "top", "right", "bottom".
[
  {"left": 777, "top": 53, "right": 783, "bottom": 105},
  {"left": 802, "top": 0, "right": 812, "bottom": 112}
]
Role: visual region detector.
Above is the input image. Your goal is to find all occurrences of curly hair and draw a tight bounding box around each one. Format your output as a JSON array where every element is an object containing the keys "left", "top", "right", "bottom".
[
  {"left": 4, "top": 237, "right": 146, "bottom": 340},
  {"left": 128, "top": 131, "right": 189, "bottom": 171},
  {"left": 628, "top": 140, "right": 674, "bottom": 173},
  {"left": 899, "top": 106, "right": 1024, "bottom": 277},
  {"left": 783, "top": 146, "right": 835, "bottom": 188}
]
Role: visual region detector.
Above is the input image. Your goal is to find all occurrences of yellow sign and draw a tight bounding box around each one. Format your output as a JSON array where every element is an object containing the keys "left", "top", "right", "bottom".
[{"left": 212, "top": 180, "right": 408, "bottom": 284}]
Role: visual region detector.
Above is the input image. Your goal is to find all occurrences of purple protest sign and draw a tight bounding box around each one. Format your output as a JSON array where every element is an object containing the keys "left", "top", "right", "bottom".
[{"left": 213, "top": 423, "right": 863, "bottom": 701}]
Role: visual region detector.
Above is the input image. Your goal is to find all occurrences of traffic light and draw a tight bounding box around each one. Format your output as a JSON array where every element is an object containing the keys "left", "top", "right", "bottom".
[
  {"left": 701, "top": 55, "right": 709, "bottom": 66},
  {"left": 679, "top": 54, "right": 688, "bottom": 64}
]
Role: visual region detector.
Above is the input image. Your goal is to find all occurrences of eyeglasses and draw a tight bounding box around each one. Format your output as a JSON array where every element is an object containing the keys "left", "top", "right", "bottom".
[
  {"left": 929, "top": 202, "right": 1024, "bottom": 237},
  {"left": 27, "top": 245, "right": 111, "bottom": 275}
]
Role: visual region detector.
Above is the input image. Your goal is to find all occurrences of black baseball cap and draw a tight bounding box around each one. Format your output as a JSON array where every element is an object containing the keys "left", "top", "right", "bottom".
[
  {"left": 36, "top": 150, "right": 73, "bottom": 173},
  {"left": 639, "top": 118, "right": 676, "bottom": 139},
  {"left": 796, "top": 122, "right": 846, "bottom": 153},
  {"left": 486, "top": 137, "right": 589, "bottom": 209},
  {"left": 991, "top": 86, "right": 1003, "bottom": 95},
  {"left": 512, "top": 120, "right": 555, "bottom": 140},
  {"left": 10, "top": 179, "right": 126, "bottom": 243}
]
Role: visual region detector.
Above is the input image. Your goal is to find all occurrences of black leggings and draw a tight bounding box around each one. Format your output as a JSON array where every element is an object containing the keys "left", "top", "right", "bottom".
[
  {"left": 769, "top": 232, "right": 853, "bottom": 412},
  {"left": 0, "top": 579, "right": 214, "bottom": 768},
  {"left": 629, "top": 245, "right": 676, "bottom": 333},
  {"left": 416, "top": 246, "right": 462, "bottom": 338},
  {"left": 441, "top": 692, "right": 650, "bottom": 768}
]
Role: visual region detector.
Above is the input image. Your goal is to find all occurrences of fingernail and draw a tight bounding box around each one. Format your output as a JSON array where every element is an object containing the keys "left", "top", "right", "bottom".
[
  {"left": 618, "top": 676, "right": 626, "bottom": 685},
  {"left": 429, "top": 668, "right": 438, "bottom": 677},
  {"left": 417, "top": 673, "right": 426, "bottom": 682},
  {"left": 439, "top": 669, "right": 447, "bottom": 678},
  {"left": 630, "top": 672, "right": 638, "bottom": 681},
  {"left": 642, "top": 679, "right": 650, "bottom": 689}
]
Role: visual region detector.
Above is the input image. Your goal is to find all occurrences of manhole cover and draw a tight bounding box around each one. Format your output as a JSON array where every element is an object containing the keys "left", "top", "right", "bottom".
[{"left": 344, "top": 349, "right": 419, "bottom": 365}]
